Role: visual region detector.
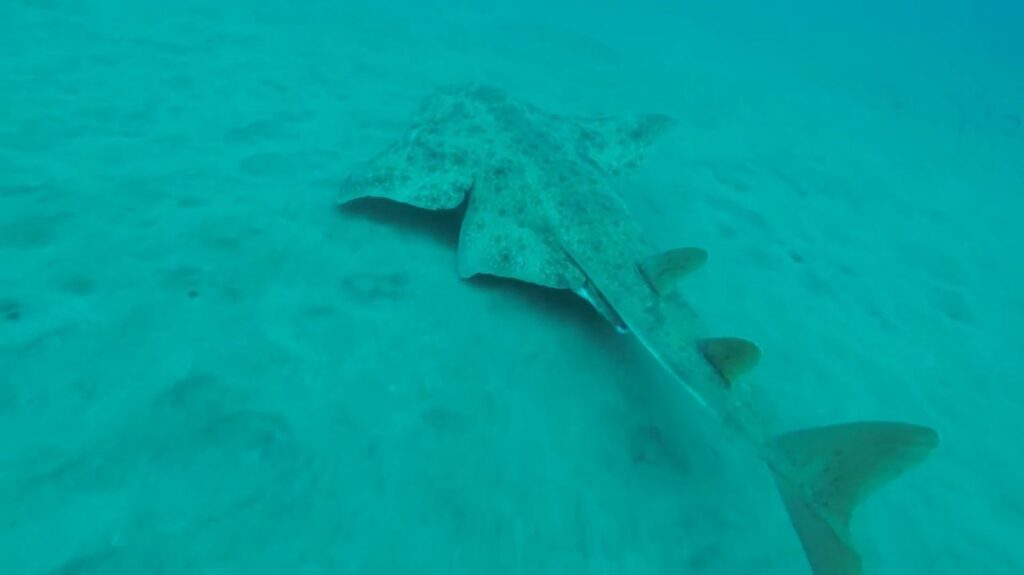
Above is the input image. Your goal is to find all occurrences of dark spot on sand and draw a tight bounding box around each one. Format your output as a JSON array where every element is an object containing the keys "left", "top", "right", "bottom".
[
  {"left": 799, "top": 267, "right": 834, "bottom": 297},
  {"left": 156, "top": 371, "right": 228, "bottom": 417},
  {"left": 60, "top": 276, "right": 95, "bottom": 296},
  {"left": 339, "top": 272, "right": 410, "bottom": 303},
  {"left": 2, "top": 299, "right": 22, "bottom": 321},
  {"left": 928, "top": 285, "right": 973, "bottom": 324},
  {"left": 177, "top": 196, "right": 204, "bottom": 209},
  {"left": 162, "top": 264, "right": 203, "bottom": 296}
]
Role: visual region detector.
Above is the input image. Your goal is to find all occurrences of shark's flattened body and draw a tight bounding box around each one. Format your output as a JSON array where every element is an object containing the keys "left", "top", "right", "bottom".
[{"left": 338, "top": 85, "right": 939, "bottom": 575}]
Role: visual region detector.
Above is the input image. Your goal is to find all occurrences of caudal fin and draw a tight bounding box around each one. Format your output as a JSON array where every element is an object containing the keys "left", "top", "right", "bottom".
[{"left": 769, "top": 421, "right": 939, "bottom": 575}]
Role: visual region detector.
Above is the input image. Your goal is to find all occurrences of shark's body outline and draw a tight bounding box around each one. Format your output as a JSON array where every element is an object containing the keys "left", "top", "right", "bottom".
[{"left": 337, "top": 85, "right": 938, "bottom": 575}]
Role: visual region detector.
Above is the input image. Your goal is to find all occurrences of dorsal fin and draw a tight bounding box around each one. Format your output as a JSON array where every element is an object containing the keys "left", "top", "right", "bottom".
[
  {"left": 637, "top": 247, "right": 708, "bottom": 294},
  {"left": 698, "top": 337, "right": 760, "bottom": 386}
]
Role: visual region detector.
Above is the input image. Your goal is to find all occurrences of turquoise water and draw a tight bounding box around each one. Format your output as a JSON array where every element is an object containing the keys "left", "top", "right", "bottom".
[{"left": 1, "top": 1, "right": 1021, "bottom": 573}]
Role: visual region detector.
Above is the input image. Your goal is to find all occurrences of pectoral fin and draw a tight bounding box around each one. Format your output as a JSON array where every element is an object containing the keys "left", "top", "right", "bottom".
[
  {"left": 337, "top": 136, "right": 473, "bottom": 210},
  {"left": 456, "top": 194, "right": 586, "bottom": 291},
  {"left": 574, "top": 114, "right": 676, "bottom": 175}
]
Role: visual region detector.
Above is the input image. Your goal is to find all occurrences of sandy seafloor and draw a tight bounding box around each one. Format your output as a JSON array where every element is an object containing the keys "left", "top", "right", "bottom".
[{"left": 1, "top": 1, "right": 1022, "bottom": 573}]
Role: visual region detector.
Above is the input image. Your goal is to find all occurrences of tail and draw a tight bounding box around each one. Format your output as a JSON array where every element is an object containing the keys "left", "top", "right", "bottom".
[{"left": 769, "top": 421, "right": 939, "bottom": 575}]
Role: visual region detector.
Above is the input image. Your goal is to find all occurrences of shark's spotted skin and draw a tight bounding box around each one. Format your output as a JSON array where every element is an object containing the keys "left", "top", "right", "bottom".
[
  {"left": 338, "top": 85, "right": 938, "bottom": 575},
  {"left": 339, "top": 85, "right": 673, "bottom": 292}
]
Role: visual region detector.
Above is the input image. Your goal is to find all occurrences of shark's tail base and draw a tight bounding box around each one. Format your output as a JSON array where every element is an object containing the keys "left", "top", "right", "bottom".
[{"left": 769, "top": 421, "right": 939, "bottom": 575}]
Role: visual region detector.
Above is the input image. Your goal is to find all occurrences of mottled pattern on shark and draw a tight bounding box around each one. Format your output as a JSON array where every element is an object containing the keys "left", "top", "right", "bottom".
[
  {"left": 337, "top": 85, "right": 939, "bottom": 575},
  {"left": 339, "top": 85, "right": 676, "bottom": 330}
]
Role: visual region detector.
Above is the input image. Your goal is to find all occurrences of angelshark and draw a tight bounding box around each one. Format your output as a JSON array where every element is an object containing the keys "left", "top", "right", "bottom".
[{"left": 337, "top": 85, "right": 938, "bottom": 575}]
